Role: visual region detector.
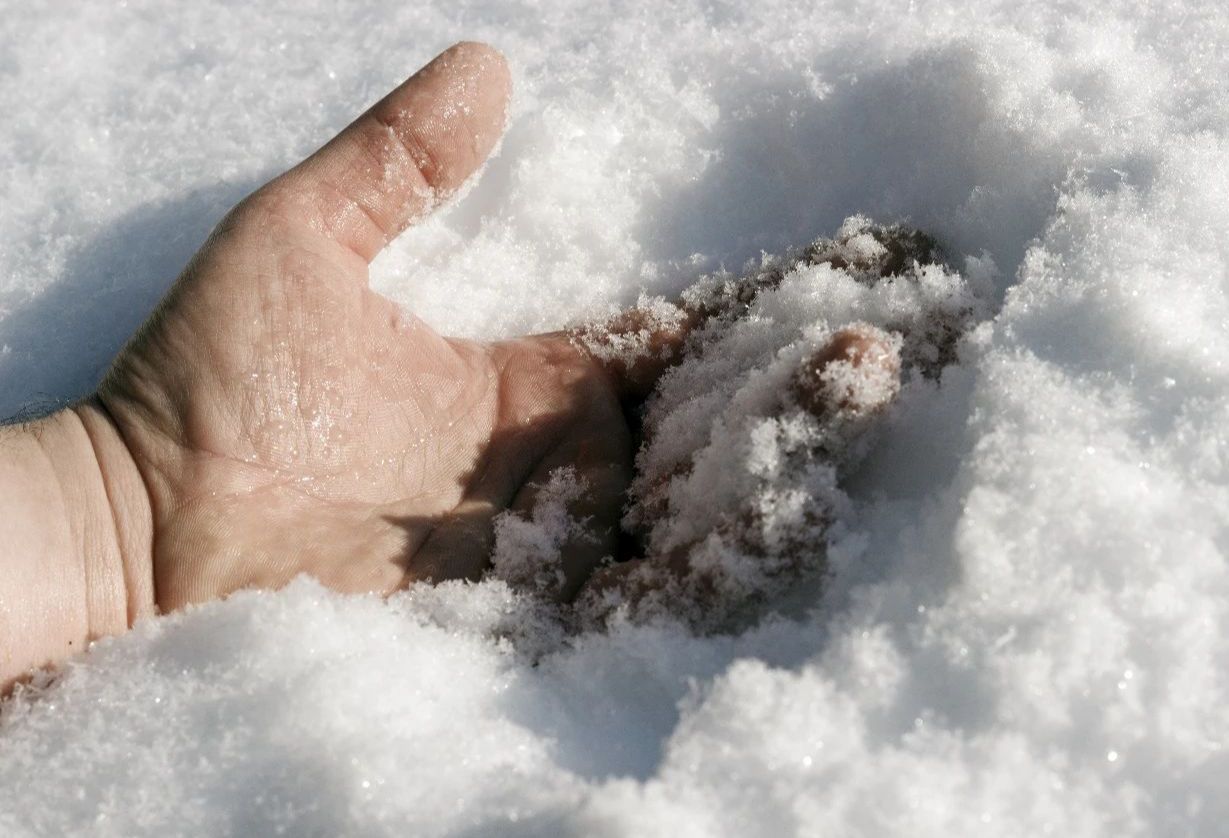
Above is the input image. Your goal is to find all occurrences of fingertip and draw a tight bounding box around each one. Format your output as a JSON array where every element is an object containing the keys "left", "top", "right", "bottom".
[
  {"left": 792, "top": 324, "right": 902, "bottom": 417},
  {"left": 446, "top": 40, "right": 512, "bottom": 90},
  {"left": 813, "top": 324, "right": 900, "bottom": 370},
  {"left": 573, "top": 300, "right": 697, "bottom": 403},
  {"left": 434, "top": 40, "right": 513, "bottom": 128},
  {"left": 395, "top": 40, "right": 512, "bottom": 193},
  {"left": 274, "top": 39, "right": 515, "bottom": 261}
]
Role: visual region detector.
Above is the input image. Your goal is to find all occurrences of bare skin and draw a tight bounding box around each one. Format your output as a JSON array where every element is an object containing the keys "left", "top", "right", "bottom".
[
  {"left": 95, "top": 44, "right": 636, "bottom": 616},
  {"left": 0, "top": 42, "right": 904, "bottom": 691}
]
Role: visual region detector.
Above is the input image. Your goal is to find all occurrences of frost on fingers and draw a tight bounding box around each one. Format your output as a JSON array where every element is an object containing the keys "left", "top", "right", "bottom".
[{"left": 502, "top": 216, "right": 990, "bottom": 633}]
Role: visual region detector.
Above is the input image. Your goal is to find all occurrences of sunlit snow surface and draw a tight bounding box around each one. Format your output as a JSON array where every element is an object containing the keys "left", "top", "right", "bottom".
[{"left": 2, "top": 1, "right": 1229, "bottom": 834}]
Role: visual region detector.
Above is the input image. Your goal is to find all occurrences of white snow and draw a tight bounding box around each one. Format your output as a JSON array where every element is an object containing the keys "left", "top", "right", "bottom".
[{"left": 2, "top": 0, "right": 1229, "bottom": 835}]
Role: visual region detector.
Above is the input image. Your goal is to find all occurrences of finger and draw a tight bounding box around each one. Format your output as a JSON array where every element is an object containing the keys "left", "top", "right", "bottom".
[
  {"left": 577, "top": 325, "right": 905, "bottom": 630},
  {"left": 801, "top": 223, "right": 943, "bottom": 276},
  {"left": 268, "top": 41, "right": 511, "bottom": 263},
  {"left": 581, "top": 223, "right": 941, "bottom": 402},
  {"left": 790, "top": 323, "right": 901, "bottom": 418},
  {"left": 405, "top": 368, "right": 595, "bottom": 587},
  {"left": 504, "top": 436, "right": 631, "bottom": 604},
  {"left": 573, "top": 256, "right": 800, "bottom": 402},
  {"left": 480, "top": 348, "right": 633, "bottom": 603},
  {"left": 406, "top": 451, "right": 527, "bottom": 586},
  {"left": 568, "top": 301, "right": 697, "bottom": 403},
  {"left": 574, "top": 541, "right": 714, "bottom": 630},
  {"left": 620, "top": 327, "right": 901, "bottom": 553},
  {"left": 575, "top": 556, "right": 651, "bottom": 627},
  {"left": 404, "top": 498, "right": 500, "bottom": 586}
]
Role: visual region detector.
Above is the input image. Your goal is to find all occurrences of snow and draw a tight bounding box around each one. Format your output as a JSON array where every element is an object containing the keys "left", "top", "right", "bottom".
[{"left": 2, "top": 0, "right": 1229, "bottom": 835}]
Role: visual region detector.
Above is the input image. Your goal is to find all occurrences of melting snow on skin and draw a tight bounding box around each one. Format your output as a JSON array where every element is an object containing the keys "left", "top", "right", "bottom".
[{"left": 3, "top": 0, "right": 1229, "bottom": 835}]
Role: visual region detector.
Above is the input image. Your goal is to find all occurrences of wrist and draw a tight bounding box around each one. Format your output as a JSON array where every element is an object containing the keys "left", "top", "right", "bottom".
[
  {"left": 73, "top": 399, "right": 157, "bottom": 627},
  {"left": 0, "top": 402, "right": 154, "bottom": 690}
]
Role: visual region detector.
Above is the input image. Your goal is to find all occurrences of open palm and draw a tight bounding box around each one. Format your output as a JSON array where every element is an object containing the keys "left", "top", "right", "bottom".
[{"left": 99, "top": 43, "right": 635, "bottom": 611}]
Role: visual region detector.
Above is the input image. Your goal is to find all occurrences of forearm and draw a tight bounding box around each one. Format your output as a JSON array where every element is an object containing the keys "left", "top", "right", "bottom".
[{"left": 0, "top": 402, "right": 154, "bottom": 691}]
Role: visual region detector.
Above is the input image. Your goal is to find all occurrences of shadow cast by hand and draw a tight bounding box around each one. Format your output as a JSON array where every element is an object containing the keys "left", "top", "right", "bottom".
[
  {"left": 635, "top": 42, "right": 1124, "bottom": 303},
  {"left": 0, "top": 176, "right": 268, "bottom": 418}
]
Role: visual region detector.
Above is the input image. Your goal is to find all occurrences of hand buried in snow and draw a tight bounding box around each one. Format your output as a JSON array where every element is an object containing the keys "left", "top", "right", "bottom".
[
  {"left": 506, "top": 218, "right": 982, "bottom": 631},
  {"left": 98, "top": 40, "right": 715, "bottom": 612},
  {"left": 98, "top": 42, "right": 977, "bottom": 630}
]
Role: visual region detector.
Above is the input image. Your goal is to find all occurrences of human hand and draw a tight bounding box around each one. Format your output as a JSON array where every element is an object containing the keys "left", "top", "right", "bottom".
[
  {"left": 1, "top": 42, "right": 910, "bottom": 688},
  {"left": 95, "top": 41, "right": 655, "bottom": 611}
]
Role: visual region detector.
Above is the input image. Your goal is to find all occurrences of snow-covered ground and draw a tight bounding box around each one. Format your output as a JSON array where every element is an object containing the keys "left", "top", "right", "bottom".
[{"left": 2, "top": 0, "right": 1229, "bottom": 834}]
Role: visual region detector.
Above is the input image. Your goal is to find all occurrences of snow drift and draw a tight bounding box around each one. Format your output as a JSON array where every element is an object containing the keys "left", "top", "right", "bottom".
[{"left": 2, "top": 0, "right": 1228, "bottom": 835}]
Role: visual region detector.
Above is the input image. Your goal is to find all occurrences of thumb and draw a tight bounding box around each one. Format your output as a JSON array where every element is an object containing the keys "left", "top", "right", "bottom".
[{"left": 263, "top": 41, "right": 511, "bottom": 263}]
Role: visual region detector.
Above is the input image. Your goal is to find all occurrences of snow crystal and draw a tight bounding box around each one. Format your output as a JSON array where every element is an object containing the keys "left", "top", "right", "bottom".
[{"left": 3, "top": 0, "right": 1229, "bottom": 835}]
